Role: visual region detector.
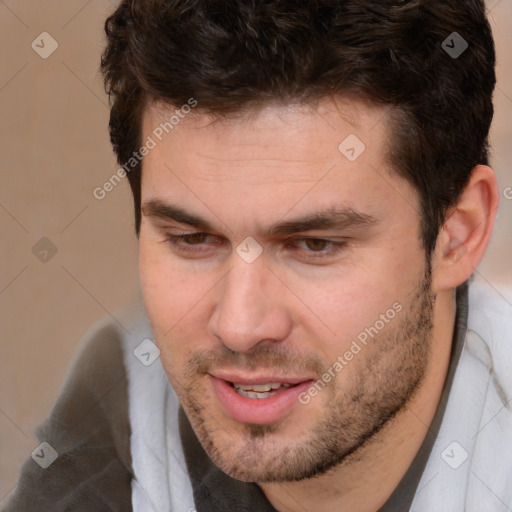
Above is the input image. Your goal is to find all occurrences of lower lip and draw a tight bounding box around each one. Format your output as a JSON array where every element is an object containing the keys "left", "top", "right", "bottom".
[{"left": 209, "top": 376, "right": 314, "bottom": 425}]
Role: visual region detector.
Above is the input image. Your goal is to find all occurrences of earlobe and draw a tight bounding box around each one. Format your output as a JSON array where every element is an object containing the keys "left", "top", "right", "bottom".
[{"left": 432, "top": 165, "right": 499, "bottom": 291}]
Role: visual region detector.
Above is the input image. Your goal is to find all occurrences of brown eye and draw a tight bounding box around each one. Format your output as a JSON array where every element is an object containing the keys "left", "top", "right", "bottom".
[
  {"left": 182, "top": 233, "right": 209, "bottom": 244},
  {"left": 303, "top": 238, "right": 331, "bottom": 251},
  {"left": 286, "top": 237, "right": 348, "bottom": 261},
  {"left": 164, "top": 232, "right": 217, "bottom": 253}
]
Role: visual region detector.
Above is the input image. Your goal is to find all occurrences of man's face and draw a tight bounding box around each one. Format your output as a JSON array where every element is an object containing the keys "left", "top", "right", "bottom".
[{"left": 139, "top": 97, "right": 436, "bottom": 482}]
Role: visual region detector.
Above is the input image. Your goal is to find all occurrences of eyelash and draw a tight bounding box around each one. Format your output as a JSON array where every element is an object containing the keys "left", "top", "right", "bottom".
[{"left": 163, "top": 233, "right": 348, "bottom": 259}]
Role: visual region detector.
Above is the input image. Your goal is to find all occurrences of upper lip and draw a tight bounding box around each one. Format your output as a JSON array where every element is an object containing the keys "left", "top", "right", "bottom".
[{"left": 209, "top": 371, "right": 314, "bottom": 386}]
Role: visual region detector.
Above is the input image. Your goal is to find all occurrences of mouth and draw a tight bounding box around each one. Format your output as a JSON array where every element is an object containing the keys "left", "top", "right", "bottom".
[{"left": 209, "top": 374, "right": 314, "bottom": 425}]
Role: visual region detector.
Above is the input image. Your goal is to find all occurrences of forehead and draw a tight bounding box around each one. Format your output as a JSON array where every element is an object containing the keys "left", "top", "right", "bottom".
[
  {"left": 142, "top": 97, "right": 391, "bottom": 178},
  {"left": 139, "top": 96, "right": 418, "bottom": 229},
  {"left": 144, "top": 96, "right": 389, "bottom": 156}
]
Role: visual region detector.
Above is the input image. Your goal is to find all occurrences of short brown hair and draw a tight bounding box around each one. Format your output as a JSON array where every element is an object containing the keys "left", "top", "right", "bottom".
[{"left": 101, "top": 0, "right": 495, "bottom": 255}]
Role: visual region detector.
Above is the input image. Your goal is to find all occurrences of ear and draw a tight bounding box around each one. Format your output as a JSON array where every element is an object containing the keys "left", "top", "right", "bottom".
[{"left": 432, "top": 165, "right": 499, "bottom": 291}]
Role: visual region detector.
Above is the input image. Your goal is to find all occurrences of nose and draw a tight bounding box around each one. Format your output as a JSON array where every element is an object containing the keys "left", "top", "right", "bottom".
[{"left": 208, "top": 256, "right": 293, "bottom": 354}]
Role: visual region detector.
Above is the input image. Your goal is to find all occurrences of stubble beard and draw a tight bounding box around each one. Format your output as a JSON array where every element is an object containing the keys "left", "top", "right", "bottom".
[{"left": 175, "top": 270, "right": 436, "bottom": 483}]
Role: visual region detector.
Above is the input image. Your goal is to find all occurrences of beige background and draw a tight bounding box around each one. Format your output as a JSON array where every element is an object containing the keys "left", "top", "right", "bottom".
[{"left": 0, "top": 0, "right": 511, "bottom": 504}]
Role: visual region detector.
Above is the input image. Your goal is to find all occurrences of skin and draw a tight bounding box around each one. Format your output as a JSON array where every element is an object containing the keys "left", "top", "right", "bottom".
[{"left": 138, "top": 96, "right": 498, "bottom": 512}]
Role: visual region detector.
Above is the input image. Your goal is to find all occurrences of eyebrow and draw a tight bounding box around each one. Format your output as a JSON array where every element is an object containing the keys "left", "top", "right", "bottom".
[
  {"left": 266, "top": 209, "right": 377, "bottom": 236},
  {"left": 142, "top": 199, "right": 215, "bottom": 231},
  {"left": 141, "top": 199, "right": 377, "bottom": 236}
]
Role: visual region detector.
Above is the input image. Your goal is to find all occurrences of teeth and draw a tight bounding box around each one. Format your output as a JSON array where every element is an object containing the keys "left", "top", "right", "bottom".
[
  {"left": 247, "top": 383, "right": 272, "bottom": 392},
  {"left": 233, "top": 382, "right": 292, "bottom": 392},
  {"left": 236, "top": 389, "right": 278, "bottom": 399},
  {"left": 232, "top": 382, "right": 292, "bottom": 398}
]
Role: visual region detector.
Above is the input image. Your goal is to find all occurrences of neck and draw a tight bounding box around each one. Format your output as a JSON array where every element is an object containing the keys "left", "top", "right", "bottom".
[{"left": 260, "top": 290, "right": 456, "bottom": 512}]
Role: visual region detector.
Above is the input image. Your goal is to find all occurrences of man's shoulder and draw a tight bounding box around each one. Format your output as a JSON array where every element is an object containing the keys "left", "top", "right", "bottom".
[
  {"left": 3, "top": 311, "right": 142, "bottom": 511},
  {"left": 468, "top": 272, "right": 512, "bottom": 322},
  {"left": 467, "top": 273, "right": 512, "bottom": 406}
]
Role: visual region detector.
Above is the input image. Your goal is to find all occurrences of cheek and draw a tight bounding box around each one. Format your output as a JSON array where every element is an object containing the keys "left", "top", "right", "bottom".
[
  {"left": 139, "top": 240, "right": 169, "bottom": 320},
  {"left": 139, "top": 238, "right": 216, "bottom": 358},
  {"left": 140, "top": 239, "right": 189, "bottom": 333},
  {"left": 294, "top": 254, "right": 417, "bottom": 356}
]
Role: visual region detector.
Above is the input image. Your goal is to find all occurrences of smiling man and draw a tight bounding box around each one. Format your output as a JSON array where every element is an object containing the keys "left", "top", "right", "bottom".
[
  {"left": 138, "top": 98, "right": 449, "bottom": 507},
  {"left": 6, "top": 1, "right": 512, "bottom": 512}
]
